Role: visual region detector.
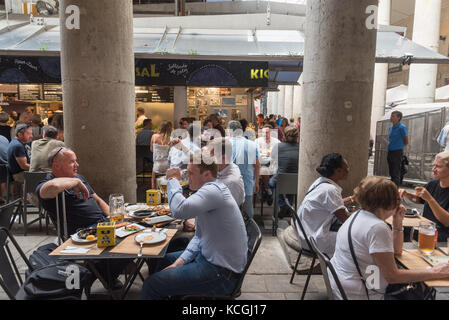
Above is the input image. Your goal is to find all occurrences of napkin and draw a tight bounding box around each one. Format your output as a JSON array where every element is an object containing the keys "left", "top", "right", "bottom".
[{"left": 61, "top": 246, "right": 93, "bottom": 254}]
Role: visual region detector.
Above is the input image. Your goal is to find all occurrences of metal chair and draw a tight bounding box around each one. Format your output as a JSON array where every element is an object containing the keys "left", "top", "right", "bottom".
[
  {"left": 20, "top": 172, "right": 48, "bottom": 236},
  {"left": 0, "top": 227, "right": 34, "bottom": 299},
  {"left": 0, "top": 199, "right": 21, "bottom": 231},
  {"left": 272, "top": 173, "right": 298, "bottom": 236},
  {"left": 136, "top": 145, "right": 153, "bottom": 182},
  {"left": 308, "top": 236, "right": 348, "bottom": 300},
  {"left": 288, "top": 202, "right": 317, "bottom": 300},
  {"left": 180, "top": 218, "right": 262, "bottom": 300}
]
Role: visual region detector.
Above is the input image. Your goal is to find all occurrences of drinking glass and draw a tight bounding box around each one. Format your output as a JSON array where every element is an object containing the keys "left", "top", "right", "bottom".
[
  {"left": 109, "top": 193, "right": 124, "bottom": 223},
  {"left": 411, "top": 221, "right": 436, "bottom": 255}
]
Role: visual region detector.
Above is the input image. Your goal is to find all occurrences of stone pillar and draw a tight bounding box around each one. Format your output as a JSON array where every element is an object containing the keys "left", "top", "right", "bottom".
[
  {"left": 267, "top": 91, "right": 273, "bottom": 115},
  {"left": 408, "top": 0, "right": 442, "bottom": 104},
  {"left": 284, "top": 85, "right": 294, "bottom": 120},
  {"left": 174, "top": 86, "right": 187, "bottom": 127},
  {"left": 293, "top": 83, "right": 302, "bottom": 118},
  {"left": 60, "top": 0, "right": 136, "bottom": 202},
  {"left": 298, "top": 0, "right": 378, "bottom": 200},
  {"left": 271, "top": 91, "right": 278, "bottom": 115},
  {"left": 277, "top": 85, "right": 285, "bottom": 116},
  {"left": 370, "top": 0, "right": 390, "bottom": 139}
]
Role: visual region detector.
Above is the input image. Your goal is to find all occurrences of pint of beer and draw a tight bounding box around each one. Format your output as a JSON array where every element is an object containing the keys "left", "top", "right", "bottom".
[{"left": 414, "top": 222, "right": 436, "bottom": 255}]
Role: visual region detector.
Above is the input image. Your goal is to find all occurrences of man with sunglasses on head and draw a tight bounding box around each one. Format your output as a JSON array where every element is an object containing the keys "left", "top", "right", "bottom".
[
  {"left": 36, "top": 147, "right": 128, "bottom": 290},
  {"left": 7, "top": 123, "right": 32, "bottom": 183},
  {"left": 36, "top": 147, "right": 109, "bottom": 235}
]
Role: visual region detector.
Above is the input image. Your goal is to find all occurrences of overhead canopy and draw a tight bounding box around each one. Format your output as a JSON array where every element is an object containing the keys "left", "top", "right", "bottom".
[
  {"left": 436, "top": 85, "right": 449, "bottom": 101},
  {"left": 0, "top": 15, "right": 448, "bottom": 86},
  {"left": 386, "top": 84, "right": 409, "bottom": 107}
]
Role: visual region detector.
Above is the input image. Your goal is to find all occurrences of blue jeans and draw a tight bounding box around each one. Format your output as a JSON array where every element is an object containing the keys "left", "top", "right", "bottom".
[
  {"left": 141, "top": 251, "right": 239, "bottom": 300},
  {"left": 269, "top": 176, "right": 294, "bottom": 207}
]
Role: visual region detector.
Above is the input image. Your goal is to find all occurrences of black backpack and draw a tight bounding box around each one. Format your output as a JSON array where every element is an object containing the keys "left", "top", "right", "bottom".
[{"left": 16, "top": 243, "right": 93, "bottom": 300}]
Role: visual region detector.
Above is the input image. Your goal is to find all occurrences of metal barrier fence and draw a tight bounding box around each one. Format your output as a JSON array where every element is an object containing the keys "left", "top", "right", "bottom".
[{"left": 374, "top": 107, "right": 448, "bottom": 184}]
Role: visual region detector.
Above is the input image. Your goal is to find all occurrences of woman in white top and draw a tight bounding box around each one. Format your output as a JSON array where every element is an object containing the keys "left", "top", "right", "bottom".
[
  {"left": 330, "top": 176, "right": 449, "bottom": 300},
  {"left": 297, "top": 153, "right": 354, "bottom": 256},
  {"left": 151, "top": 120, "right": 172, "bottom": 189}
]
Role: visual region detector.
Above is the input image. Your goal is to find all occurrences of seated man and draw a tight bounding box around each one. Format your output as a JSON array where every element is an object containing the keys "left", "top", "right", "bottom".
[
  {"left": 36, "top": 147, "right": 109, "bottom": 235},
  {"left": 141, "top": 155, "right": 248, "bottom": 300},
  {"left": 36, "top": 146, "right": 126, "bottom": 289},
  {"left": 7, "top": 123, "right": 32, "bottom": 183},
  {"left": 30, "top": 126, "right": 65, "bottom": 172}
]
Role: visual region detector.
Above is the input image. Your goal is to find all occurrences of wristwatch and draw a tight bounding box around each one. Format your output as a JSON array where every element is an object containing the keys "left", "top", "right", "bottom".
[{"left": 393, "top": 226, "right": 404, "bottom": 232}]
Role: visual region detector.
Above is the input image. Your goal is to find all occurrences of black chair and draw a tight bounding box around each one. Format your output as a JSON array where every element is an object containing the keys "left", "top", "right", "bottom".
[
  {"left": 0, "top": 163, "right": 9, "bottom": 203},
  {"left": 308, "top": 236, "right": 348, "bottom": 300},
  {"left": 136, "top": 145, "right": 153, "bottom": 181},
  {"left": 19, "top": 172, "right": 48, "bottom": 236},
  {"left": 0, "top": 226, "right": 34, "bottom": 299},
  {"left": 272, "top": 173, "right": 298, "bottom": 236},
  {"left": 288, "top": 202, "right": 317, "bottom": 300},
  {"left": 0, "top": 199, "right": 21, "bottom": 231},
  {"left": 180, "top": 218, "right": 262, "bottom": 300}
]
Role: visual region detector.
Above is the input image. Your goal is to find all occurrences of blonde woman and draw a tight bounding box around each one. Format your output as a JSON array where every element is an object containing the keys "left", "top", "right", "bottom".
[
  {"left": 151, "top": 121, "right": 173, "bottom": 189},
  {"left": 399, "top": 151, "right": 449, "bottom": 242},
  {"left": 330, "top": 176, "right": 449, "bottom": 300}
]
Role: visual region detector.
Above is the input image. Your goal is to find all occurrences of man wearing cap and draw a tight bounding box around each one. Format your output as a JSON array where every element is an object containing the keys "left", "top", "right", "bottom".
[{"left": 7, "top": 123, "right": 32, "bottom": 183}]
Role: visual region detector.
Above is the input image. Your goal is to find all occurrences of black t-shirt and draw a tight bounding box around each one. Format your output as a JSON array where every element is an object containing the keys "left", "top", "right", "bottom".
[
  {"left": 0, "top": 125, "right": 11, "bottom": 142},
  {"left": 36, "top": 173, "right": 107, "bottom": 236},
  {"left": 422, "top": 179, "right": 449, "bottom": 241}
]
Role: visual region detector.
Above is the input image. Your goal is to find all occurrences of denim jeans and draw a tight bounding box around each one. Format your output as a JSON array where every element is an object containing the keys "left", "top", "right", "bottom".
[
  {"left": 269, "top": 176, "right": 294, "bottom": 207},
  {"left": 141, "top": 251, "right": 240, "bottom": 300}
]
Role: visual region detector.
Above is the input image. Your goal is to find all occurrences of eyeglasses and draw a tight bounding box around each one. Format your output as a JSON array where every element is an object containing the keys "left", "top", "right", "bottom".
[{"left": 50, "top": 147, "right": 65, "bottom": 165}]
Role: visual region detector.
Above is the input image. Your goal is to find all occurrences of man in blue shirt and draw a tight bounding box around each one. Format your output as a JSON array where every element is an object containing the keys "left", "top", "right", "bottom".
[
  {"left": 387, "top": 110, "right": 408, "bottom": 186},
  {"left": 141, "top": 156, "right": 248, "bottom": 299},
  {"left": 7, "top": 123, "right": 32, "bottom": 183},
  {"left": 228, "top": 121, "right": 260, "bottom": 219}
]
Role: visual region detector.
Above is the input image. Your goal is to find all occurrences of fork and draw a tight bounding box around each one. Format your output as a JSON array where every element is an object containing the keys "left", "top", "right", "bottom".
[{"left": 138, "top": 241, "right": 144, "bottom": 258}]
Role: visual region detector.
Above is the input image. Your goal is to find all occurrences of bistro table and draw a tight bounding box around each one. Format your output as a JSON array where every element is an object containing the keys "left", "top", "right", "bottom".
[
  {"left": 385, "top": 214, "right": 432, "bottom": 228},
  {"left": 50, "top": 219, "right": 178, "bottom": 300},
  {"left": 395, "top": 242, "right": 449, "bottom": 298}
]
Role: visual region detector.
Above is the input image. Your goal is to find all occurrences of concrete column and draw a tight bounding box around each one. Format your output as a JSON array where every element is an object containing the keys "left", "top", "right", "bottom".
[
  {"left": 271, "top": 91, "right": 278, "bottom": 115},
  {"left": 408, "top": 0, "right": 442, "bottom": 104},
  {"left": 277, "top": 85, "right": 285, "bottom": 116},
  {"left": 174, "top": 86, "right": 187, "bottom": 127},
  {"left": 299, "top": 0, "right": 378, "bottom": 200},
  {"left": 370, "top": 0, "right": 391, "bottom": 138},
  {"left": 284, "top": 85, "right": 294, "bottom": 119},
  {"left": 60, "top": 0, "right": 136, "bottom": 202},
  {"left": 267, "top": 91, "right": 273, "bottom": 115},
  {"left": 293, "top": 82, "right": 302, "bottom": 118}
]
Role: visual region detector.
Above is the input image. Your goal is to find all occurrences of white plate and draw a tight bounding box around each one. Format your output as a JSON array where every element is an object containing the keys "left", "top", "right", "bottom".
[
  {"left": 126, "top": 204, "right": 151, "bottom": 212},
  {"left": 135, "top": 231, "right": 167, "bottom": 245},
  {"left": 115, "top": 224, "right": 146, "bottom": 238},
  {"left": 70, "top": 233, "right": 97, "bottom": 244},
  {"left": 143, "top": 215, "right": 175, "bottom": 225},
  {"left": 421, "top": 255, "right": 449, "bottom": 267}
]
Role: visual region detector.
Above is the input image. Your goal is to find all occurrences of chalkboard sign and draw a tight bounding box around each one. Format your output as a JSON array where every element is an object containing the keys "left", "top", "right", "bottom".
[
  {"left": 18, "top": 84, "right": 42, "bottom": 100},
  {"left": 43, "top": 84, "right": 62, "bottom": 101},
  {"left": 135, "top": 86, "right": 173, "bottom": 103}
]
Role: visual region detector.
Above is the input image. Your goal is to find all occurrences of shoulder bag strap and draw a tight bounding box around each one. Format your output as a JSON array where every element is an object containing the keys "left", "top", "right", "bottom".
[
  {"left": 304, "top": 181, "right": 331, "bottom": 197},
  {"left": 347, "top": 210, "right": 370, "bottom": 300}
]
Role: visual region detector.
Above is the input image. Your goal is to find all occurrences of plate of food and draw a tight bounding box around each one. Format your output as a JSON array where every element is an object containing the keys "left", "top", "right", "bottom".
[
  {"left": 71, "top": 227, "right": 97, "bottom": 243},
  {"left": 126, "top": 204, "right": 151, "bottom": 212},
  {"left": 421, "top": 255, "right": 449, "bottom": 267},
  {"left": 405, "top": 208, "right": 420, "bottom": 217},
  {"left": 135, "top": 231, "right": 167, "bottom": 245},
  {"left": 115, "top": 223, "right": 146, "bottom": 238},
  {"left": 129, "top": 209, "right": 157, "bottom": 219}
]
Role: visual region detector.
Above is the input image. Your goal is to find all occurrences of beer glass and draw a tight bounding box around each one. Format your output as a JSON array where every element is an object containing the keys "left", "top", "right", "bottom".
[
  {"left": 109, "top": 193, "right": 124, "bottom": 223},
  {"left": 412, "top": 221, "right": 436, "bottom": 255}
]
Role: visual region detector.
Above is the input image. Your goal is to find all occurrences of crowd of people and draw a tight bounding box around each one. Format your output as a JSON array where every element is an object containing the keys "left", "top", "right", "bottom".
[
  {"left": 0, "top": 108, "right": 64, "bottom": 203},
  {"left": 4, "top": 104, "right": 449, "bottom": 301}
]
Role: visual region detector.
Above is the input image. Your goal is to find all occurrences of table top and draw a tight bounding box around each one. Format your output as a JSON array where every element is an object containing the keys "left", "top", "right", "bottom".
[
  {"left": 396, "top": 246, "right": 449, "bottom": 287},
  {"left": 385, "top": 215, "right": 432, "bottom": 228},
  {"left": 50, "top": 227, "right": 178, "bottom": 260}
]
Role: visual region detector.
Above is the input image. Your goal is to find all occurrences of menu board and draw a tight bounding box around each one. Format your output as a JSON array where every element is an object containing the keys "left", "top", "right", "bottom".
[
  {"left": 43, "top": 84, "right": 62, "bottom": 101},
  {"left": 18, "top": 84, "right": 42, "bottom": 100},
  {"left": 135, "top": 86, "right": 173, "bottom": 103}
]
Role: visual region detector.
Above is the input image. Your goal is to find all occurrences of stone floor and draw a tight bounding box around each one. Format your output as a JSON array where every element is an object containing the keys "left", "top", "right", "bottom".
[{"left": 0, "top": 203, "right": 327, "bottom": 300}]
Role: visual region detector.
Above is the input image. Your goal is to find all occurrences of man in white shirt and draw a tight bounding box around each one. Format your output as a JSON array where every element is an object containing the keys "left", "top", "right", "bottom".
[
  {"left": 209, "top": 138, "right": 245, "bottom": 206},
  {"left": 135, "top": 107, "right": 147, "bottom": 128}
]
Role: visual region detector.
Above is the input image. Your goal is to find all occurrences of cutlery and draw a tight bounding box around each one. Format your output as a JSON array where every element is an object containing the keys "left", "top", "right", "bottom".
[
  {"left": 437, "top": 247, "right": 449, "bottom": 256},
  {"left": 138, "top": 240, "right": 144, "bottom": 258}
]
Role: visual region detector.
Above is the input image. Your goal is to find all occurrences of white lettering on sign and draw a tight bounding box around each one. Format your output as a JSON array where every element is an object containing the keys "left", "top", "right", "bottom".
[
  {"left": 167, "top": 63, "right": 189, "bottom": 78},
  {"left": 365, "top": 5, "right": 378, "bottom": 30},
  {"left": 65, "top": 5, "right": 80, "bottom": 30}
]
